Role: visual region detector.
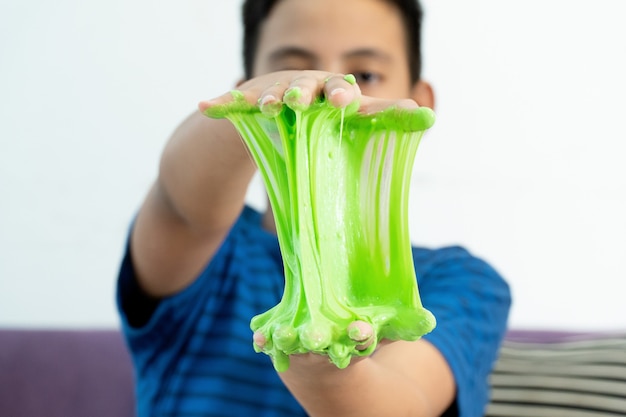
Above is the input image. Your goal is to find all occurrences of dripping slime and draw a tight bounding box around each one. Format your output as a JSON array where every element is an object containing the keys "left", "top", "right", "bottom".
[{"left": 204, "top": 90, "right": 436, "bottom": 371}]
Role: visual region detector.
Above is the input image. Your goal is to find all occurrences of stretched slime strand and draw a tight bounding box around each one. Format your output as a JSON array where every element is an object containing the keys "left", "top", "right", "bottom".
[{"left": 204, "top": 90, "right": 436, "bottom": 371}]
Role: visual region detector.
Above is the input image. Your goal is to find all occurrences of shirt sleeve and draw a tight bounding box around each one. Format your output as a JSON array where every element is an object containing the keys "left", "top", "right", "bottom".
[
  {"left": 115, "top": 218, "right": 241, "bottom": 378},
  {"left": 416, "top": 246, "right": 512, "bottom": 417}
]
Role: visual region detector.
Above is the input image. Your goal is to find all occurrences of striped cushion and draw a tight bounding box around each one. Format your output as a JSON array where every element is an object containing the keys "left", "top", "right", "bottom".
[{"left": 486, "top": 332, "right": 626, "bottom": 417}]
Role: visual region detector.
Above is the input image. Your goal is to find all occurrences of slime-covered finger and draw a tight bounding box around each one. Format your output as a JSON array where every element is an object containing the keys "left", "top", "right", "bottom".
[
  {"left": 323, "top": 74, "right": 360, "bottom": 109},
  {"left": 259, "top": 95, "right": 283, "bottom": 118},
  {"left": 204, "top": 94, "right": 436, "bottom": 370},
  {"left": 284, "top": 87, "right": 308, "bottom": 112},
  {"left": 347, "top": 320, "right": 375, "bottom": 351},
  {"left": 253, "top": 331, "right": 268, "bottom": 349}
]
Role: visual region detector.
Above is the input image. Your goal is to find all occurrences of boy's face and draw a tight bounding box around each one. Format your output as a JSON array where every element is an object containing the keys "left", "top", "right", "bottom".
[{"left": 253, "top": 0, "right": 415, "bottom": 100}]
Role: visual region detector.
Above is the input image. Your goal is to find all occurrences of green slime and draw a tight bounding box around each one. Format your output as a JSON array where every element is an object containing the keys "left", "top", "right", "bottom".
[{"left": 204, "top": 92, "right": 436, "bottom": 371}]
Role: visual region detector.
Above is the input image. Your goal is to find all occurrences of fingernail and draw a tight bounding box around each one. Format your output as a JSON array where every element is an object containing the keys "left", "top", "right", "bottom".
[
  {"left": 347, "top": 321, "right": 373, "bottom": 342},
  {"left": 253, "top": 331, "right": 267, "bottom": 348},
  {"left": 330, "top": 88, "right": 346, "bottom": 97},
  {"left": 284, "top": 87, "right": 302, "bottom": 102},
  {"left": 259, "top": 96, "right": 282, "bottom": 117},
  {"left": 198, "top": 100, "right": 215, "bottom": 110},
  {"left": 259, "top": 94, "right": 276, "bottom": 106}
]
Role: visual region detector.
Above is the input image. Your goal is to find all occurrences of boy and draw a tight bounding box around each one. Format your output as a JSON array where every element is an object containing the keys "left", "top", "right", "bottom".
[{"left": 117, "top": 0, "right": 511, "bottom": 416}]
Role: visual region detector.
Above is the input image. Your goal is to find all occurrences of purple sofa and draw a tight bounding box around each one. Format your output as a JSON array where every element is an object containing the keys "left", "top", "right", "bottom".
[
  {"left": 0, "top": 329, "right": 134, "bottom": 417},
  {"left": 1, "top": 328, "right": 624, "bottom": 417}
]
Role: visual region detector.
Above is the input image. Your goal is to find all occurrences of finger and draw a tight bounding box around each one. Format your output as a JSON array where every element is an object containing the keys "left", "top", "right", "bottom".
[
  {"left": 283, "top": 75, "right": 319, "bottom": 111},
  {"left": 323, "top": 73, "right": 362, "bottom": 108},
  {"left": 347, "top": 320, "right": 375, "bottom": 351},
  {"left": 253, "top": 331, "right": 267, "bottom": 349},
  {"left": 258, "top": 81, "right": 287, "bottom": 117},
  {"left": 198, "top": 89, "right": 258, "bottom": 113},
  {"left": 358, "top": 97, "right": 419, "bottom": 115}
]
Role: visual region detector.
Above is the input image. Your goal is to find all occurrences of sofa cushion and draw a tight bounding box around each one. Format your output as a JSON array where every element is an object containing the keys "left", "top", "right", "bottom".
[{"left": 486, "top": 331, "right": 626, "bottom": 417}]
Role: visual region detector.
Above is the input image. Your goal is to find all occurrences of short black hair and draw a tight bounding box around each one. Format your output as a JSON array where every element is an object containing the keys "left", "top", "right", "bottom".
[{"left": 242, "top": 0, "right": 424, "bottom": 84}]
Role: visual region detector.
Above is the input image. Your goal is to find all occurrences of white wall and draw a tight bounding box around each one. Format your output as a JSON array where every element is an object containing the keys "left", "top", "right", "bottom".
[{"left": 1, "top": 0, "right": 624, "bottom": 330}]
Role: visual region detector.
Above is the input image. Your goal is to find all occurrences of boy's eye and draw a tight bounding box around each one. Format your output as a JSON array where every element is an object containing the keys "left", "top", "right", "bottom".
[{"left": 352, "top": 72, "right": 381, "bottom": 84}]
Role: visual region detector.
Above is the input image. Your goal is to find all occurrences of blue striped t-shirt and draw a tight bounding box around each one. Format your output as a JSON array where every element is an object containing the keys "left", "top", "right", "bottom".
[{"left": 117, "top": 206, "right": 511, "bottom": 417}]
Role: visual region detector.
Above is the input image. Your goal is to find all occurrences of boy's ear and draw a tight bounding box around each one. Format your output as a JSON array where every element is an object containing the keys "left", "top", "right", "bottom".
[{"left": 411, "top": 80, "right": 435, "bottom": 110}]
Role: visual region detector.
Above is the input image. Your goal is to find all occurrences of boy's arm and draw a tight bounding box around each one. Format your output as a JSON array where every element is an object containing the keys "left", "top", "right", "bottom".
[
  {"left": 130, "top": 112, "right": 256, "bottom": 297},
  {"left": 129, "top": 71, "right": 360, "bottom": 298}
]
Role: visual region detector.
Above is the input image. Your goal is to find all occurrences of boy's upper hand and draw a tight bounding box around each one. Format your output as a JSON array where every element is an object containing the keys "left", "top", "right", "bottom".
[
  {"left": 199, "top": 70, "right": 362, "bottom": 116},
  {"left": 199, "top": 70, "right": 424, "bottom": 119},
  {"left": 133, "top": 69, "right": 424, "bottom": 301}
]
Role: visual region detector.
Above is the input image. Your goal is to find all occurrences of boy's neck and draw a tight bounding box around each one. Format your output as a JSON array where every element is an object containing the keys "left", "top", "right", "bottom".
[{"left": 262, "top": 206, "right": 277, "bottom": 234}]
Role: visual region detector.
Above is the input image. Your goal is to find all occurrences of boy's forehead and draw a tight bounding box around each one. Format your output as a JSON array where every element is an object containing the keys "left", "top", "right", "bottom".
[
  {"left": 260, "top": 0, "right": 399, "bottom": 31},
  {"left": 256, "top": 0, "right": 406, "bottom": 62}
]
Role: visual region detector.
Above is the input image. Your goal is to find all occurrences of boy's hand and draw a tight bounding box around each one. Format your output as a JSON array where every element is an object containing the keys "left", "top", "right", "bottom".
[
  {"left": 199, "top": 70, "right": 362, "bottom": 114},
  {"left": 279, "top": 338, "right": 453, "bottom": 417},
  {"left": 199, "top": 70, "right": 424, "bottom": 121},
  {"left": 252, "top": 319, "right": 376, "bottom": 367}
]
